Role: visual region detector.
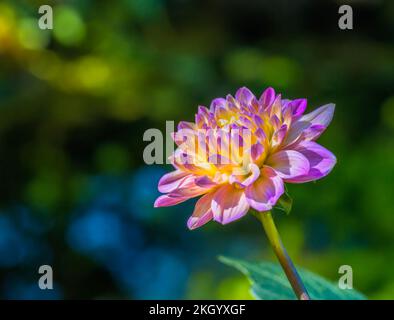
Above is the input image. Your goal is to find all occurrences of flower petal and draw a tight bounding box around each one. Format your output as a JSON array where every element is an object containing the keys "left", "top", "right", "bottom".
[
  {"left": 284, "top": 103, "right": 335, "bottom": 145},
  {"left": 251, "top": 143, "right": 264, "bottom": 161},
  {"left": 259, "top": 87, "right": 275, "bottom": 109},
  {"left": 245, "top": 166, "right": 284, "bottom": 212},
  {"left": 197, "top": 105, "right": 210, "bottom": 118},
  {"left": 286, "top": 141, "right": 336, "bottom": 183},
  {"left": 226, "top": 94, "right": 240, "bottom": 111},
  {"left": 210, "top": 98, "right": 227, "bottom": 113},
  {"left": 177, "top": 121, "right": 195, "bottom": 130},
  {"left": 170, "top": 184, "right": 211, "bottom": 198},
  {"left": 211, "top": 185, "right": 250, "bottom": 224},
  {"left": 289, "top": 99, "right": 307, "bottom": 118},
  {"left": 270, "top": 94, "right": 283, "bottom": 119},
  {"left": 266, "top": 150, "right": 310, "bottom": 179},
  {"left": 300, "top": 103, "right": 335, "bottom": 128},
  {"left": 194, "top": 176, "right": 217, "bottom": 188},
  {"left": 303, "top": 124, "right": 326, "bottom": 141},
  {"left": 187, "top": 192, "right": 215, "bottom": 230},
  {"left": 235, "top": 87, "right": 255, "bottom": 106},
  {"left": 229, "top": 163, "right": 260, "bottom": 188},
  {"left": 158, "top": 170, "right": 193, "bottom": 193},
  {"left": 172, "top": 128, "right": 196, "bottom": 148},
  {"left": 255, "top": 128, "right": 267, "bottom": 142},
  {"left": 154, "top": 194, "right": 189, "bottom": 207},
  {"left": 271, "top": 124, "right": 288, "bottom": 148}
]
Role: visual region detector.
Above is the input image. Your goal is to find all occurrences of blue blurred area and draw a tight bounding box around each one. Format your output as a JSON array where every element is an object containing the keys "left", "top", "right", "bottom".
[
  {"left": 3, "top": 277, "right": 62, "bottom": 300},
  {"left": 0, "top": 215, "right": 30, "bottom": 267},
  {"left": 0, "top": 211, "right": 52, "bottom": 268},
  {"left": 68, "top": 208, "right": 134, "bottom": 261},
  {"left": 127, "top": 166, "right": 167, "bottom": 221},
  {"left": 113, "top": 247, "right": 188, "bottom": 299}
]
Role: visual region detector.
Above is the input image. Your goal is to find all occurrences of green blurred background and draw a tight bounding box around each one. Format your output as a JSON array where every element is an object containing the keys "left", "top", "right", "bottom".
[{"left": 0, "top": 0, "right": 393, "bottom": 299}]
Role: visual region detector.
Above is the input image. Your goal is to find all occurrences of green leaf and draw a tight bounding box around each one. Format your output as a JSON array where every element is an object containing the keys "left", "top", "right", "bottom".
[
  {"left": 274, "top": 191, "right": 293, "bottom": 215},
  {"left": 219, "top": 256, "right": 366, "bottom": 300}
]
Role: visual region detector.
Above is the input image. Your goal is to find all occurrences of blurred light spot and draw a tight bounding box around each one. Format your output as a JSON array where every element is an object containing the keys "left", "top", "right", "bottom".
[
  {"left": 73, "top": 56, "right": 110, "bottom": 92},
  {"left": 0, "top": 4, "right": 15, "bottom": 24},
  {"left": 225, "top": 49, "right": 299, "bottom": 89},
  {"left": 68, "top": 209, "right": 125, "bottom": 257},
  {"left": 25, "top": 171, "right": 61, "bottom": 211},
  {"left": 53, "top": 6, "right": 85, "bottom": 46},
  {"left": 224, "top": 48, "right": 265, "bottom": 83},
  {"left": 151, "top": 86, "right": 190, "bottom": 120},
  {"left": 18, "top": 18, "right": 50, "bottom": 50},
  {"left": 260, "top": 56, "right": 299, "bottom": 89}
]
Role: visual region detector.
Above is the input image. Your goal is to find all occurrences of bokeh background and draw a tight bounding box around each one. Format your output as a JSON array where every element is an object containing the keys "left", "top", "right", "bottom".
[{"left": 0, "top": 0, "right": 393, "bottom": 299}]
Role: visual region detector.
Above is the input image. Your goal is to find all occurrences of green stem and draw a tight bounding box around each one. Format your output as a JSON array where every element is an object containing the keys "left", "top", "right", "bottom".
[{"left": 257, "top": 211, "right": 311, "bottom": 300}]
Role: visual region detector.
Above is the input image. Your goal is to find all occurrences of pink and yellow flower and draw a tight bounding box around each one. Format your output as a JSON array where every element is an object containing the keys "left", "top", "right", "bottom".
[{"left": 154, "top": 87, "right": 336, "bottom": 229}]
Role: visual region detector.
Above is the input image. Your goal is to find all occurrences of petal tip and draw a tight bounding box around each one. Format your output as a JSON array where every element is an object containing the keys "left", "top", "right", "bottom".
[{"left": 153, "top": 197, "right": 162, "bottom": 208}]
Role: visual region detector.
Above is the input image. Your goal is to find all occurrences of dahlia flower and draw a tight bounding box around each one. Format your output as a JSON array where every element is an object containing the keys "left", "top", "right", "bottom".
[{"left": 154, "top": 87, "right": 336, "bottom": 230}]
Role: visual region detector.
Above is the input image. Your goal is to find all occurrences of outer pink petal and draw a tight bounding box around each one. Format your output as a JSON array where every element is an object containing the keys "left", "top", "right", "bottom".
[
  {"left": 285, "top": 141, "right": 336, "bottom": 183},
  {"left": 155, "top": 183, "right": 211, "bottom": 208},
  {"left": 245, "top": 167, "right": 284, "bottom": 212},
  {"left": 158, "top": 170, "right": 193, "bottom": 193},
  {"left": 302, "top": 124, "right": 326, "bottom": 141},
  {"left": 211, "top": 185, "right": 250, "bottom": 224},
  {"left": 187, "top": 192, "right": 215, "bottom": 230},
  {"left": 170, "top": 184, "right": 211, "bottom": 198},
  {"left": 266, "top": 150, "right": 310, "bottom": 179},
  {"left": 300, "top": 103, "right": 335, "bottom": 128},
  {"left": 284, "top": 103, "right": 335, "bottom": 145},
  {"left": 154, "top": 194, "right": 189, "bottom": 207}
]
